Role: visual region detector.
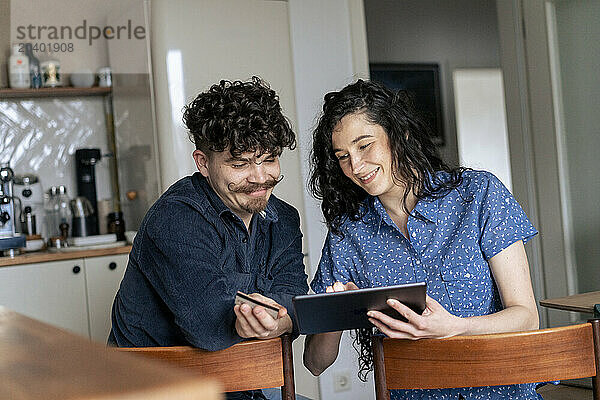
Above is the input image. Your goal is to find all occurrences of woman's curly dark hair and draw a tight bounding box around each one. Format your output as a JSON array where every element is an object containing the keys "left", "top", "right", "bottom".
[
  {"left": 182, "top": 76, "right": 296, "bottom": 156},
  {"left": 309, "top": 79, "right": 467, "bottom": 379}
]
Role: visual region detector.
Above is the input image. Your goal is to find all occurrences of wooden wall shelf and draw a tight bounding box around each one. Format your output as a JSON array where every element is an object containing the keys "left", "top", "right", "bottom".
[{"left": 0, "top": 86, "right": 111, "bottom": 99}]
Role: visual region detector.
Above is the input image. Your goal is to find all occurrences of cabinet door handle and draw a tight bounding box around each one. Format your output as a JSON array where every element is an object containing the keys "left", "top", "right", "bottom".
[
  {"left": 108, "top": 262, "right": 117, "bottom": 270},
  {"left": 72, "top": 266, "right": 81, "bottom": 274}
]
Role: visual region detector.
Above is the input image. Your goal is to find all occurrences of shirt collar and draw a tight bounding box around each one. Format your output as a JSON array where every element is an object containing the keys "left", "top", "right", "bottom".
[{"left": 368, "top": 192, "right": 439, "bottom": 234}]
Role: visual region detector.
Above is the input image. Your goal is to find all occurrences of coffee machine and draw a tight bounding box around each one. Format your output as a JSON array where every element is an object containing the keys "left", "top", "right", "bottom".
[
  {"left": 0, "top": 163, "right": 26, "bottom": 256},
  {"left": 75, "top": 148, "right": 101, "bottom": 235}
]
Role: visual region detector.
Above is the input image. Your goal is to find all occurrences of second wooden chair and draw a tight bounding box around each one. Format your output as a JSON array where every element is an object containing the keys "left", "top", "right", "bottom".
[{"left": 372, "top": 321, "right": 600, "bottom": 400}]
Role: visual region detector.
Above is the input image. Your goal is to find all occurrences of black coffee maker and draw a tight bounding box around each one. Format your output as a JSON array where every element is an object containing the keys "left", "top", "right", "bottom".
[{"left": 75, "top": 148, "right": 101, "bottom": 235}]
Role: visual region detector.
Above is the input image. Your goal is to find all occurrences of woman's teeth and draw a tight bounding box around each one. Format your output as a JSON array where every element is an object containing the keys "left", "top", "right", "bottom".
[{"left": 360, "top": 168, "right": 379, "bottom": 182}]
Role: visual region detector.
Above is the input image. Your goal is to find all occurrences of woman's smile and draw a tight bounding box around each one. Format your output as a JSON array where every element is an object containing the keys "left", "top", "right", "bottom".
[{"left": 358, "top": 167, "right": 380, "bottom": 184}]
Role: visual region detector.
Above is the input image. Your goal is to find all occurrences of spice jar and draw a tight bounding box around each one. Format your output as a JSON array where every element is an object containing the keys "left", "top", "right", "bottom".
[{"left": 107, "top": 211, "right": 126, "bottom": 241}]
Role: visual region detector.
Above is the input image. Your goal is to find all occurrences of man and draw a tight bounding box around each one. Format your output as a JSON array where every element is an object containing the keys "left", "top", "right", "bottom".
[{"left": 110, "top": 77, "right": 309, "bottom": 400}]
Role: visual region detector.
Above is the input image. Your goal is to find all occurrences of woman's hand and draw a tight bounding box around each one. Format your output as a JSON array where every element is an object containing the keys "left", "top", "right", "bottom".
[
  {"left": 367, "top": 295, "right": 465, "bottom": 340},
  {"left": 325, "top": 281, "right": 359, "bottom": 293},
  {"left": 303, "top": 281, "right": 358, "bottom": 376}
]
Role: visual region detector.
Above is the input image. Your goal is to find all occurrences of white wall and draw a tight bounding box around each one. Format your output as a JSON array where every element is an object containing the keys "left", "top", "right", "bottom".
[
  {"left": 364, "top": 0, "right": 502, "bottom": 167},
  {"left": 453, "top": 69, "right": 512, "bottom": 190}
]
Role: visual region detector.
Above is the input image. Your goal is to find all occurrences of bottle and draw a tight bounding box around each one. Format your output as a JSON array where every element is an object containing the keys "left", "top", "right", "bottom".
[
  {"left": 8, "top": 44, "right": 30, "bottom": 89},
  {"left": 44, "top": 186, "right": 59, "bottom": 238},
  {"left": 107, "top": 211, "right": 126, "bottom": 241},
  {"left": 24, "top": 43, "right": 42, "bottom": 89},
  {"left": 56, "top": 185, "right": 72, "bottom": 238}
]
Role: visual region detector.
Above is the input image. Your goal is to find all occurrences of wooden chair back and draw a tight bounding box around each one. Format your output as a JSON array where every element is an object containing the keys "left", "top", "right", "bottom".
[
  {"left": 116, "top": 334, "right": 295, "bottom": 399},
  {"left": 372, "top": 321, "right": 600, "bottom": 400}
]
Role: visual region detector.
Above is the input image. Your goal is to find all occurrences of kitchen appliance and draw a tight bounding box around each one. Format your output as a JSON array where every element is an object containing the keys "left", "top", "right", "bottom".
[
  {"left": 75, "top": 148, "right": 101, "bottom": 235},
  {"left": 0, "top": 164, "right": 26, "bottom": 256},
  {"left": 70, "top": 196, "right": 95, "bottom": 237},
  {"left": 14, "top": 174, "right": 44, "bottom": 237}
]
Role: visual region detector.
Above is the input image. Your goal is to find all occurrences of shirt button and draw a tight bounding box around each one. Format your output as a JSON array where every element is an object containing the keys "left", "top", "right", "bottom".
[{"left": 242, "top": 237, "right": 247, "bottom": 243}]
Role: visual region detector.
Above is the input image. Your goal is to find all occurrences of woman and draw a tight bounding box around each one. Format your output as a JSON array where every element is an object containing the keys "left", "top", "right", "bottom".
[{"left": 304, "top": 80, "right": 540, "bottom": 399}]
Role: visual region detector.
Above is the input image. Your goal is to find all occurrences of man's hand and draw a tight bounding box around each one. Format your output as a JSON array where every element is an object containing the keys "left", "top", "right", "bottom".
[{"left": 234, "top": 293, "right": 292, "bottom": 339}]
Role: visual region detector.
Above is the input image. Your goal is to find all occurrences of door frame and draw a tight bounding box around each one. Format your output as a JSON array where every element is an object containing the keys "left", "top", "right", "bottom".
[{"left": 496, "top": 0, "right": 578, "bottom": 327}]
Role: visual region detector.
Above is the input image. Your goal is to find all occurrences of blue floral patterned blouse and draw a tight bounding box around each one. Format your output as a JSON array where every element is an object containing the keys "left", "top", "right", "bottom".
[{"left": 311, "top": 170, "right": 541, "bottom": 400}]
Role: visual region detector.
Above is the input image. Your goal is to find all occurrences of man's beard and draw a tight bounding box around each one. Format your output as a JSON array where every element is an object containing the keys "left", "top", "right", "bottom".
[
  {"left": 240, "top": 197, "right": 269, "bottom": 214},
  {"left": 227, "top": 175, "right": 283, "bottom": 214}
]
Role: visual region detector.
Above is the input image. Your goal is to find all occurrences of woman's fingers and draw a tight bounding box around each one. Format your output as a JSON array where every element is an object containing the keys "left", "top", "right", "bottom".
[
  {"left": 369, "top": 318, "right": 417, "bottom": 340},
  {"left": 326, "top": 281, "right": 358, "bottom": 292},
  {"left": 367, "top": 299, "right": 429, "bottom": 337},
  {"left": 387, "top": 299, "right": 421, "bottom": 322},
  {"left": 368, "top": 309, "right": 419, "bottom": 336}
]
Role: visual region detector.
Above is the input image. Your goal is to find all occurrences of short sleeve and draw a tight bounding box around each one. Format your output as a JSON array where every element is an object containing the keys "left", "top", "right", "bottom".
[
  {"left": 478, "top": 172, "right": 538, "bottom": 260},
  {"left": 310, "top": 231, "right": 355, "bottom": 294}
]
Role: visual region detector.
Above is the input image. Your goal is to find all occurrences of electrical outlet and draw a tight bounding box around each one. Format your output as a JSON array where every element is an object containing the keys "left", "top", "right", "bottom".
[{"left": 333, "top": 369, "right": 352, "bottom": 392}]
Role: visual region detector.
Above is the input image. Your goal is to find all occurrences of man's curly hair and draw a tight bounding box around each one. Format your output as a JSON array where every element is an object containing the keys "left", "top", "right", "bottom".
[
  {"left": 309, "top": 80, "right": 467, "bottom": 380},
  {"left": 182, "top": 76, "right": 296, "bottom": 157}
]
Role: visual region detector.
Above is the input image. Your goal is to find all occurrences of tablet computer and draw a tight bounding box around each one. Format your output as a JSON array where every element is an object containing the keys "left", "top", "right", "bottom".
[{"left": 292, "top": 282, "right": 426, "bottom": 335}]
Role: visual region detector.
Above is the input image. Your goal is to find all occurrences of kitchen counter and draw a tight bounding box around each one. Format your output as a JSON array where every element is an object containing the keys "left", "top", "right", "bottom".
[{"left": 0, "top": 244, "right": 132, "bottom": 267}]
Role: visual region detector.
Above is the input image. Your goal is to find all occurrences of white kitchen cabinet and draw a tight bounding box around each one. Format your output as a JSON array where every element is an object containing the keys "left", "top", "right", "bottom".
[
  {"left": 0, "top": 259, "right": 89, "bottom": 337},
  {"left": 84, "top": 253, "right": 128, "bottom": 343}
]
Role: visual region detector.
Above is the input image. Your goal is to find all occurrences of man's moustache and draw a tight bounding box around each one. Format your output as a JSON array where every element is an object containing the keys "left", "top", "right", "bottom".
[{"left": 227, "top": 175, "right": 284, "bottom": 193}]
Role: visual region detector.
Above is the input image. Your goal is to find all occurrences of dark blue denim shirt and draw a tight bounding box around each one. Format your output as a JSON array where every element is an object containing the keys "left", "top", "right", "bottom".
[{"left": 109, "top": 172, "right": 308, "bottom": 352}]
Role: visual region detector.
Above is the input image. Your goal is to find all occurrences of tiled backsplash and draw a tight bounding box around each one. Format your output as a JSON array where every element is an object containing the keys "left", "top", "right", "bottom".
[{"left": 0, "top": 97, "right": 113, "bottom": 212}]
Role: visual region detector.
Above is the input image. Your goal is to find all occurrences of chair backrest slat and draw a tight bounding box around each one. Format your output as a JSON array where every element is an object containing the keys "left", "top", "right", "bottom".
[
  {"left": 117, "top": 337, "right": 287, "bottom": 393},
  {"left": 376, "top": 323, "right": 597, "bottom": 390}
]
